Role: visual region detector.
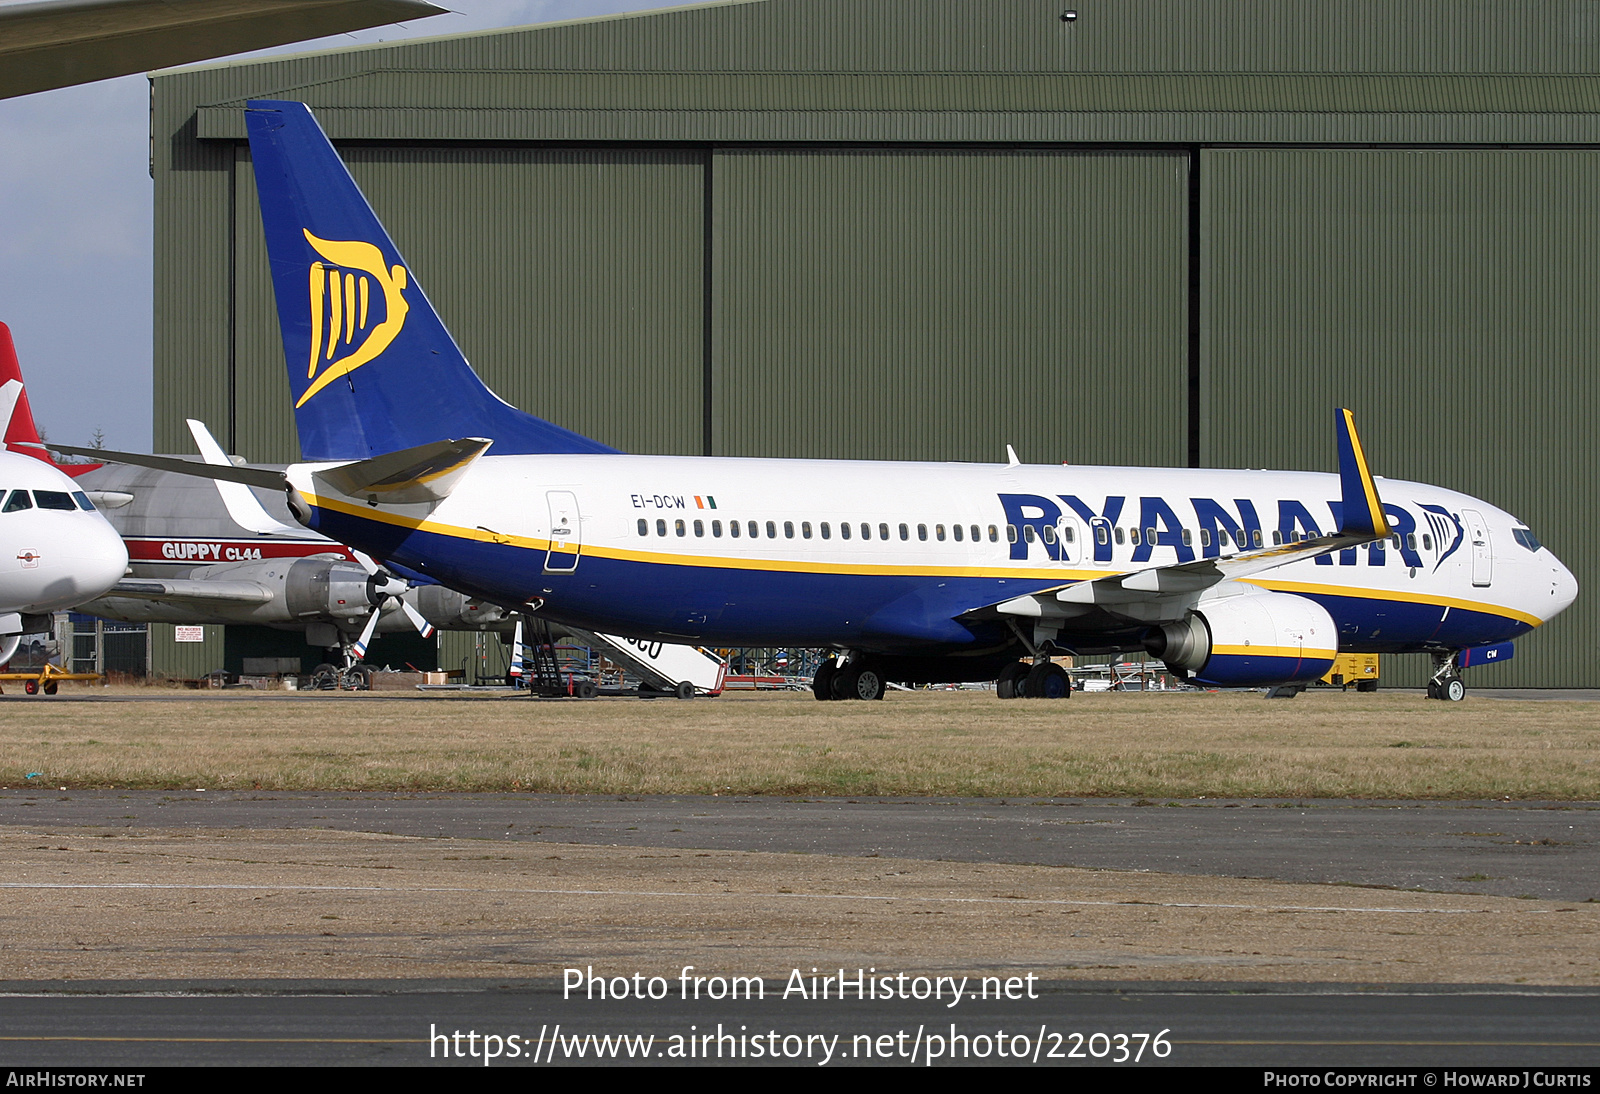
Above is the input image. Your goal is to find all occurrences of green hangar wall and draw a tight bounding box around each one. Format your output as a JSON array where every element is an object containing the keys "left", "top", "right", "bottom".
[{"left": 150, "top": 0, "right": 1600, "bottom": 687}]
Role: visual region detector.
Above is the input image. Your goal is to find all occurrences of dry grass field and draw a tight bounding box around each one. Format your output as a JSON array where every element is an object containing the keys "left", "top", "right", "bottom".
[{"left": 1, "top": 687, "right": 1596, "bottom": 799}]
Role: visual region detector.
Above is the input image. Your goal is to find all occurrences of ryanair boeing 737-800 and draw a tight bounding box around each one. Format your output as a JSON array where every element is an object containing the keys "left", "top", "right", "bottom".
[{"left": 69, "top": 101, "right": 1578, "bottom": 702}]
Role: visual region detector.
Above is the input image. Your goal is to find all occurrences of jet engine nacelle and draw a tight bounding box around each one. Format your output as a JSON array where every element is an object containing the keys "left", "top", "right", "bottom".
[{"left": 1144, "top": 591, "right": 1338, "bottom": 688}]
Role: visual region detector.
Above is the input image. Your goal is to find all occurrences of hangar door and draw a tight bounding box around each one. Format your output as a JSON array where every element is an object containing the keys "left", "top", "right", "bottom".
[
  {"left": 711, "top": 149, "right": 1190, "bottom": 464},
  {"left": 230, "top": 146, "right": 706, "bottom": 462},
  {"left": 1201, "top": 149, "right": 1600, "bottom": 687}
]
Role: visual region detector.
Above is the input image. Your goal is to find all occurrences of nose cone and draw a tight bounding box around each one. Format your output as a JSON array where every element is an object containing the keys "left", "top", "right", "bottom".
[
  {"left": 68, "top": 515, "right": 129, "bottom": 602},
  {"left": 1546, "top": 553, "right": 1580, "bottom": 622},
  {"left": 26, "top": 513, "right": 128, "bottom": 612}
]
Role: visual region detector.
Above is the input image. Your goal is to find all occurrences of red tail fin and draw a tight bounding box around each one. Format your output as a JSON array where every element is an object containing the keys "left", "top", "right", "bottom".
[{"left": 0, "top": 322, "right": 100, "bottom": 476}]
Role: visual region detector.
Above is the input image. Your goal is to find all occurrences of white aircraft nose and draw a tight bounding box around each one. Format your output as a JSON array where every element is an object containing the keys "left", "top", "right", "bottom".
[
  {"left": 1547, "top": 554, "right": 1580, "bottom": 621},
  {"left": 54, "top": 515, "right": 128, "bottom": 604}
]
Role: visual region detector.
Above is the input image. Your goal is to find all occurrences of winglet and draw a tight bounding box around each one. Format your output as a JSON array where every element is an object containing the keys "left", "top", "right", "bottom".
[{"left": 1336, "top": 408, "right": 1391, "bottom": 538}]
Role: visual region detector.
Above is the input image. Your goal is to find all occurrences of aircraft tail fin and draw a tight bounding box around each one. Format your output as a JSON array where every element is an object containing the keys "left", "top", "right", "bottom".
[
  {"left": 243, "top": 100, "right": 618, "bottom": 463},
  {"left": 0, "top": 322, "right": 101, "bottom": 476}
]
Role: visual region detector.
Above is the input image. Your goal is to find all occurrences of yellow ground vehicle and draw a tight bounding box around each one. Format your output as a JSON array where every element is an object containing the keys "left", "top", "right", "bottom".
[{"left": 1321, "top": 653, "right": 1379, "bottom": 691}]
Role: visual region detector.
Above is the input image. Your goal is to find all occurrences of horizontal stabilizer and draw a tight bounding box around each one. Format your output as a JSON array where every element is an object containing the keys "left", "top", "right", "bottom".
[
  {"left": 312, "top": 436, "right": 491, "bottom": 505},
  {"left": 49, "top": 444, "right": 286, "bottom": 489}
]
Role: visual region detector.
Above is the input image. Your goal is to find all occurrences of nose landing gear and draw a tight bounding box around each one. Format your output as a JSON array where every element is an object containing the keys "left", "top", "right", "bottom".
[{"left": 1426, "top": 651, "right": 1466, "bottom": 701}]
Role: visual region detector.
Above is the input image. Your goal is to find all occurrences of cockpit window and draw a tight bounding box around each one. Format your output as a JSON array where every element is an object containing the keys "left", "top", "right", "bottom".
[
  {"left": 1512, "top": 526, "right": 1543, "bottom": 553},
  {"left": 72, "top": 492, "right": 95, "bottom": 511},
  {"left": 34, "top": 491, "right": 76, "bottom": 511},
  {"left": 1, "top": 490, "right": 32, "bottom": 513}
]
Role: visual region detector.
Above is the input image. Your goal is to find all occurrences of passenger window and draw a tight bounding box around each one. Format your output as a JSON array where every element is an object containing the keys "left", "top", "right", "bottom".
[
  {"left": 899, "top": 523, "right": 909, "bottom": 541},
  {"left": 730, "top": 521, "right": 741, "bottom": 538},
  {"left": 1062, "top": 526, "right": 1073, "bottom": 543},
  {"left": 675, "top": 519, "right": 686, "bottom": 537},
  {"left": 1181, "top": 529, "right": 1192, "bottom": 546},
  {"left": 988, "top": 525, "right": 998, "bottom": 542},
  {"left": 860, "top": 523, "right": 871, "bottom": 540},
  {"left": 3, "top": 490, "right": 33, "bottom": 513},
  {"left": 821, "top": 522, "right": 832, "bottom": 540},
  {"left": 918, "top": 524, "right": 928, "bottom": 541},
  {"left": 1040, "top": 525, "right": 1053, "bottom": 545},
  {"left": 1130, "top": 529, "right": 1141, "bottom": 546},
  {"left": 952, "top": 524, "right": 963, "bottom": 542},
  {"left": 1392, "top": 534, "right": 1402, "bottom": 550},
  {"left": 1252, "top": 529, "right": 1262, "bottom": 547},
  {"left": 878, "top": 523, "right": 888, "bottom": 540},
  {"left": 802, "top": 522, "right": 812, "bottom": 539},
  {"left": 637, "top": 519, "right": 648, "bottom": 536},
  {"left": 784, "top": 521, "right": 794, "bottom": 539},
  {"left": 1095, "top": 526, "right": 1108, "bottom": 546},
  {"left": 1145, "top": 527, "right": 1156, "bottom": 544},
  {"left": 712, "top": 520, "right": 723, "bottom": 537},
  {"left": 766, "top": 521, "right": 776, "bottom": 539},
  {"left": 656, "top": 518, "right": 667, "bottom": 536},
  {"left": 72, "top": 492, "right": 95, "bottom": 511},
  {"left": 840, "top": 522, "right": 851, "bottom": 540},
  {"left": 1407, "top": 533, "right": 1417, "bottom": 551},
  {"left": 694, "top": 520, "right": 705, "bottom": 537},
  {"left": 1006, "top": 525, "right": 1017, "bottom": 543},
  {"left": 1114, "top": 527, "right": 1125, "bottom": 545},
  {"left": 936, "top": 524, "right": 946, "bottom": 542},
  {"left": 1023, "top": 525, "right": 1036, "bottom": 544},
  {"left": 1422, "top": 533, "right": 1432, "bottom": 551},
  {"left": 1272, "top": 530, "right": 1282, "bottom": 545},
  {"left": 749, "top": 521, "right": 759, "bottom": 538},
  {"left": 1199, "top": 529, "right": 1210, "bottom": 548},
  {"left": 974, "top": 525, "right": 984, "bottom": 543}
]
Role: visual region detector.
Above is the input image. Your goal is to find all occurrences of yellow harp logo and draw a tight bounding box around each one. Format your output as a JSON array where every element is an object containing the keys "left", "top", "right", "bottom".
[{"left": 298, "top": 229, "right": 410, "bottom": 408}]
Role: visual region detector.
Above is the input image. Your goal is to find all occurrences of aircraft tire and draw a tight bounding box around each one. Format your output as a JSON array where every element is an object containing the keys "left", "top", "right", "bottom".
[
  {"left": 995, "top": 661, "right": 1028, "bottom": 700},
  {"left": 342, "top": 665, "right": 373, "bottom": 691},
  {"left": 674, "top": 680, "right": 696, "bottom": 700},
  {"left": 1025, "top": 662, "right": 1071, "bottom": 700},
  {"left": 311, "top": 663, "right": 339, "bottom": 691},
  {"left": 852, "top": 668, "right": 886, "bottom": 701},
  {"left": 1442, "top": 676, "right": 1466, "bottom": 702},
  {"left": 812, "top": 662, "right": 837, "bottom": 701},
  {"left": 1426, "top": 680, "right": 1442, "bottom": 700}
]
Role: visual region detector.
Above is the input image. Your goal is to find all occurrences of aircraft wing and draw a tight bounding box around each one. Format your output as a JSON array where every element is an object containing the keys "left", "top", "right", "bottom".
[
  {"left": 0, "top": 0, "right": 445, "bottom": 100},
  {"left": 982, "top": 409, "right": 1394, "bottom": 622},
  {"left": 103, "top": 578, "right": 274, "bottom": 604}
]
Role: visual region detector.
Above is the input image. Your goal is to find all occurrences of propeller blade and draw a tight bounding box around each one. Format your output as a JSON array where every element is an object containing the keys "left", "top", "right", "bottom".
[
  {"left": 509, "top": 618, "right": 523, "bottom": 678},
  {"left": 399, "top": 597, "right": 435, "bottom": 639},
  {"left": 351, "top": 606, "right": 381, "bottom": 661},
  {"left": 349, "top": 549, "right": 380, "bottom": 575}
]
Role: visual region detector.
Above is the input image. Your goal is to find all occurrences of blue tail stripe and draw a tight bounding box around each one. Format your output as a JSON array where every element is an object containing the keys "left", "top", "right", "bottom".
[{"left": 244, "top": 100, "right": 618, "bottom": 462}]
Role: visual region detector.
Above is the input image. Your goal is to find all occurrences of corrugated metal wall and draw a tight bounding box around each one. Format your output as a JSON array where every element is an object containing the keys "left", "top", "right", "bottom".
[
  {"left": 148, "top": 0, "right": 1600, "bottom": 685},
  {"left": 1202, "top": 149, "right": 1600, "bottom": 686},
  {"left": 712, "top": 148, "right": 1188, "bottom": 462}
]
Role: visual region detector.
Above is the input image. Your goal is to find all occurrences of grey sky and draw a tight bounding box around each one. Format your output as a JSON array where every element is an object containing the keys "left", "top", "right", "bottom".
[{"left": 0, "top": 0, "right": 700, "bottom": 454}]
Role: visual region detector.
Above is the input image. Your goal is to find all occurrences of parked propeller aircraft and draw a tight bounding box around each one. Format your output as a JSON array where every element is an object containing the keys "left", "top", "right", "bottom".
[
  {"left": 0, "top": 323, "right": 128, "bottom": 666},
  {"left": 67, "top": 100, "right": 1580, "bottom": 703}
]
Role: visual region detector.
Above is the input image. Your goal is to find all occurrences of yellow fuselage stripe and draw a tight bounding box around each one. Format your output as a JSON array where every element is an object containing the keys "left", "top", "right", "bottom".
[{"left": 305, "top": 493, "right": 1539, "bottom": 627}]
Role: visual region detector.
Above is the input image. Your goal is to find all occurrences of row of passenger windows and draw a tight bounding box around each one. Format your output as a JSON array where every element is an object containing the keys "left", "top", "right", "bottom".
[
  {"left": 633, "top": 517, "right": 1440, "bottom": 555},
  {"left": 639, "top": 518, "right": 1004, "bottom": 543},
  {"left": 2, "top": 490, "right": 94, "bottom": 514}
]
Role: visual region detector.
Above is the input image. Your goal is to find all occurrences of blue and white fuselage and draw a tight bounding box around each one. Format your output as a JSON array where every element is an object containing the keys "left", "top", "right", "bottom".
[{"left": 288, "top": 455, "right": 1574, "bottom": 661}]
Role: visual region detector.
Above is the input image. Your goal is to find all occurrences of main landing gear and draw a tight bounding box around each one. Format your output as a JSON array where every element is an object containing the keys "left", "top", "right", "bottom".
[
  {"left": 812, "top": 657, "right": 886, "bottom": 701},
  {"left": 1426, "top": 651, "right": 1466, "bottom": 702},
  {"left": 996, "top": 659, "right": 1071, "bottom": 700}
]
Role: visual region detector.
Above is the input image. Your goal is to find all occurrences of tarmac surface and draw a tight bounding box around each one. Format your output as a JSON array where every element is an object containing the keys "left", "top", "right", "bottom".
[{"left": 1, "top": 790, "right": 1594, "bottom": 901}]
